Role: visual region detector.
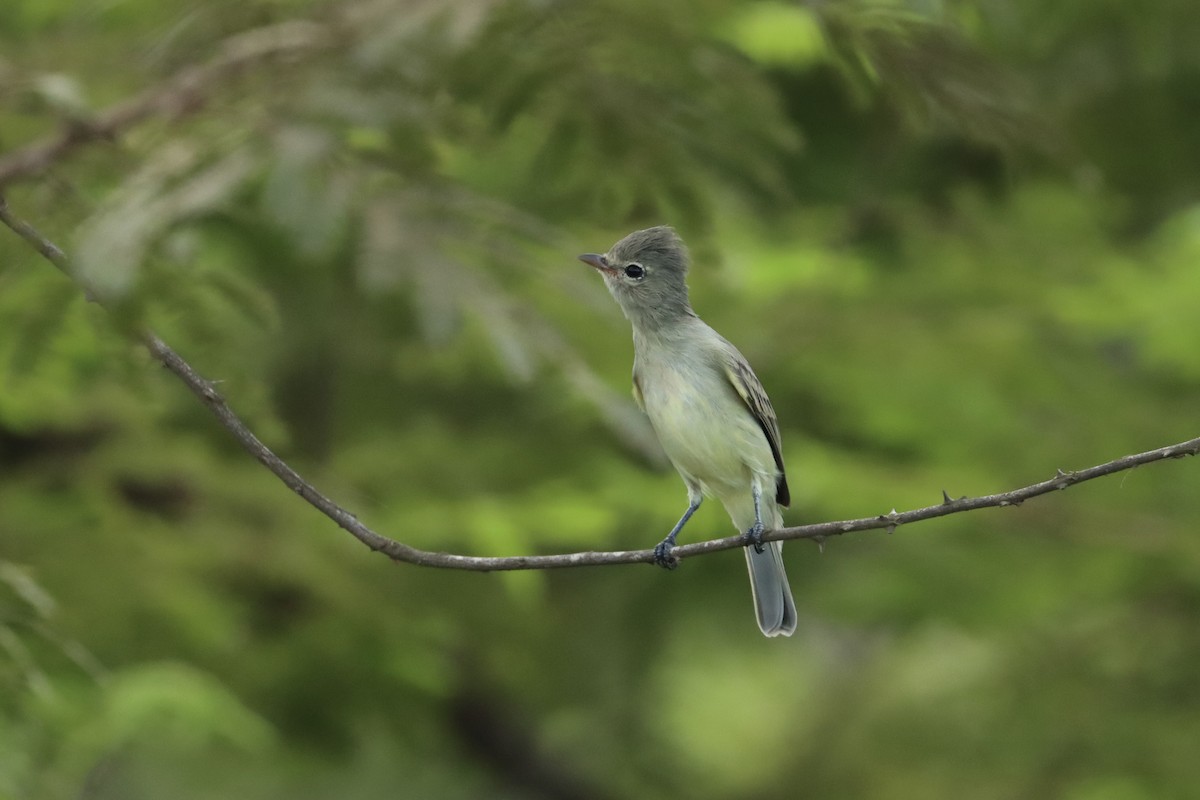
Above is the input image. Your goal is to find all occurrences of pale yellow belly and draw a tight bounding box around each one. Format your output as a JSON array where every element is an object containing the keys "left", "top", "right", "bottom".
[{"left": 641, "top": 364, "right": 776, "bottom": 497}]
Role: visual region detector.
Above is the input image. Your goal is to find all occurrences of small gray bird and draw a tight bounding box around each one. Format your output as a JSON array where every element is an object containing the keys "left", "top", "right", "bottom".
[{"left": 580, "top": 226, "right": 797, "bottom": 637}]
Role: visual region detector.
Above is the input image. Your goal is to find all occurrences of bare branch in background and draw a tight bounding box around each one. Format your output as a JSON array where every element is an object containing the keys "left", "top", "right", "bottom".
[{"left": 2, "top": 196, "right": 1197, "bottom": 572}]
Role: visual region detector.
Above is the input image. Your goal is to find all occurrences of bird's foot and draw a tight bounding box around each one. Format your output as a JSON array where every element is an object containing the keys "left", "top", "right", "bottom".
[
  {"left": 652, "top": 537, "right": 680, "bottom": 570},
  {"left": 744, "top": 521, "right": 766, "bottom": 554}
]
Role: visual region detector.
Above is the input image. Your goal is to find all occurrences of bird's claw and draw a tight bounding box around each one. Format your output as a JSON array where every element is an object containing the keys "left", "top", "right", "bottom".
[
  {"left": 652, "top": 539, "right": 680, "bottom": 570},
  {"left": 745, "top": 522, "right": 766, "bottom": 554}
]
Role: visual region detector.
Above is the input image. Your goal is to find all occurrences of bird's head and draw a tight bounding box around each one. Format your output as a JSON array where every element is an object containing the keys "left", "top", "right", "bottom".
[{"left": 578, "top": 226, "right": 693, "bottom": 330}]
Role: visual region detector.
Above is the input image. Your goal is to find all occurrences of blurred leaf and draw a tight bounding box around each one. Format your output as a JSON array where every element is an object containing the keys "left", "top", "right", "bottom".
[
  {"left": 723, "top": 2, "right": 826, "bottom": 68},
  {"left": 105, "top": 662, "right": 275, "bottom": 752},
  {"left": 74, "top": 144, "right": 256, "bottom": 298},
  {"left": 27, "top": 72, "right": 92, "bottom": 119},
  {"left": 818, "top": 2, "right": 1045, "bottom": 150},
  {"left": 0, "top": 562, "right": 57, "bottom": 618}
]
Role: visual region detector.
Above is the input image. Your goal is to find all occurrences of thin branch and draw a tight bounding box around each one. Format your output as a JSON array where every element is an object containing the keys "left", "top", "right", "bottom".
[
  {"left": 1, "top": 196, "right": 1198, "bottom": 571},
  {"left": 0, "top": 20, "right": 331, "bottom": 189}
]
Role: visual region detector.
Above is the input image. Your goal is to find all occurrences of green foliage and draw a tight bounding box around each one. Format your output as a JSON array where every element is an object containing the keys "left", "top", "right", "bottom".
[{"left": 3, "top": 0, "right": 1200, "bottom": 797}]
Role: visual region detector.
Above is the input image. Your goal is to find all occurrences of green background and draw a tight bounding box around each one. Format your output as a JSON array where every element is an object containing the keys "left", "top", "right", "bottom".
[{"left": 2, "top": 1, "right": 1200, "bottom": 797}]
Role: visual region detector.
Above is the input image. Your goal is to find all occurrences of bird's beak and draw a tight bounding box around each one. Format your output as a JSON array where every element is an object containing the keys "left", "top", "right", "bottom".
[{"left": 578, "top": 253, "right": 613, "bottom": 273}]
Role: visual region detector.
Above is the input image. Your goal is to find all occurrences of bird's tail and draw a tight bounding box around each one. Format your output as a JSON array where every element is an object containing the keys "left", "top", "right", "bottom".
[{"left": 743, "top": 504, "right": 798, "bottom": 637}]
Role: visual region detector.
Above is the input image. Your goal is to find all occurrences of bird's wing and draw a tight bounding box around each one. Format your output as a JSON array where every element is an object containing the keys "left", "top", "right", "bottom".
[
  {"left": 631, "top": 363, "right": 645, "bottom": 411},
  {"left": 722, "top": 348, "right": 790, "bottom": 507}
]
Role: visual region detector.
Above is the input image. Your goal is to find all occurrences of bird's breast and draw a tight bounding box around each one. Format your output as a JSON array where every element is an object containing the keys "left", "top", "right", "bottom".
[{"left": 637, "top": 357, "right": 773, "bottom": 491}]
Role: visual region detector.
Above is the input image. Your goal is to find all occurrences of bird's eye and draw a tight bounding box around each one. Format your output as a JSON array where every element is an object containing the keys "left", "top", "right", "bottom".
[{"left": 623, "top": 263, "right": 645, "bottom": 280}]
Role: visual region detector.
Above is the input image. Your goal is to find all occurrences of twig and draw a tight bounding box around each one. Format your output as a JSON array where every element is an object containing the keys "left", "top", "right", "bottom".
[
  {"left": 0, "top": 20, "right": 330, "bottom": 189},
  {"left": 1, "top": 196, "right": 1197, "bottom": 571}
]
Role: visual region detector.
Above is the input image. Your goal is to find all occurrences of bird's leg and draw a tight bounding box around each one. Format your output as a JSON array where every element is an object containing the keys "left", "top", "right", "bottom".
[
  {"left": 746, "top": 483, "right": 766, "bottom": 554},
  {"left": 653, "top": 494, "right": 702, "bottom": 569}
]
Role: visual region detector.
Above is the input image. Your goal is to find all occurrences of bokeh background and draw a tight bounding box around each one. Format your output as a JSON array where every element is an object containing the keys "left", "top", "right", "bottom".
[{"left": 3, "top": 1, "right": 1200, "bottom": 797}]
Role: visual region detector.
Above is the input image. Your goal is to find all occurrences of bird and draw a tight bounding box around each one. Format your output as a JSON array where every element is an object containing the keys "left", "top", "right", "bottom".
[{"left": 579, "top": 226, "right": 797, "bottom": 637}]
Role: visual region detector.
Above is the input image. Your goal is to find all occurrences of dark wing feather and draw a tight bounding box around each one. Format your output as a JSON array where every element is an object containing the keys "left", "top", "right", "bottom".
[{"left": 722, "top": 349, "right": 790, "bottom": 506}]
